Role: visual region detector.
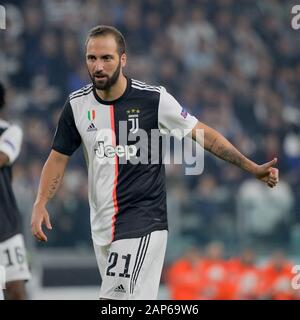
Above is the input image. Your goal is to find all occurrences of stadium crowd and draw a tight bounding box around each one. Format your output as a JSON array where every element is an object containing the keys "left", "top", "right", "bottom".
[{"left": 0, "top": 0, "right": 299, "bottom": 260}]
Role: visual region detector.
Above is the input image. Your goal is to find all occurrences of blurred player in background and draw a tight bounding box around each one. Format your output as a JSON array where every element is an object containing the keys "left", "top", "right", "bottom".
[
  {"left": 31, "top": 26, "right": 279, "bottom": 300},
  {"left": 0, "top": 82, "right": 31, "bottom": 300}
]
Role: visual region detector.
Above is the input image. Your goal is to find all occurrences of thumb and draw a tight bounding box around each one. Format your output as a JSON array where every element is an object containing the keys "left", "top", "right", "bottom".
[
  {"left": 263, "top": 157, "right": 277, "bottom": 169},
  {"left": 44, "top": 213, "right": 52, "bottom": 230}
]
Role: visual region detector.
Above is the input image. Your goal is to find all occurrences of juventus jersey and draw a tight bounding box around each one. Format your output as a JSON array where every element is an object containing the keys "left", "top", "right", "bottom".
[
  {"left": 0, "top": 120, "right": 23, "bottom": 242},
  {"left": 52, "top": 78, "right": 198, "bottom": 245}
]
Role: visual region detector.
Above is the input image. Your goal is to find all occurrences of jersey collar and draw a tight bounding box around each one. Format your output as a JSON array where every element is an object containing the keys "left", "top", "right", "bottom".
[{"left": 93, "top": 77, "right": 131, "bottom": 105}]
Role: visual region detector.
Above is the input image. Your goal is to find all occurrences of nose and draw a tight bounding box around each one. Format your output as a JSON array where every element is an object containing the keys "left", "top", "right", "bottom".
[{"left": 94, "top": 60, "right": 104, "bottom": 73}]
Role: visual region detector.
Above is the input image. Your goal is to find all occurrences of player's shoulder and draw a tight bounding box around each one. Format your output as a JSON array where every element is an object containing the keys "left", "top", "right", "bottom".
[
  {"left": 68, "top": 83, "right": 93, "bottom": 102},
  {"left": 130, "top": 78, "right": 163, "bottom": 95}
]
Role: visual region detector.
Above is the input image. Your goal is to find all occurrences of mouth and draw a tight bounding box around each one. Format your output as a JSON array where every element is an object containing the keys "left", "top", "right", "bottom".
[{"left": 94, "top": 75, "right": 108, "bottom": 81}]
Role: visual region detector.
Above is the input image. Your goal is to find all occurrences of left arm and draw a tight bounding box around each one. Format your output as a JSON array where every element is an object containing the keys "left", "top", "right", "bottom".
[{"left": 191, "top": 121, "right": 279, "bottom": 188}]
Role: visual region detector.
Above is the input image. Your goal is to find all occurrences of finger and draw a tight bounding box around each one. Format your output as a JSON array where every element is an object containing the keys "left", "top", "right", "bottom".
[
  {"left": 32, "top": 219, "right": 47, "bottom": 241},
  {"left": 269, "top": 173, "right": 278, "bottom": 181},
  {"left": 31, "top": 219, "right": 41, "bottom": 237},
  {"left": 267, "top": 178, "right": 278, "bottom": 187},
  {"left": 270, "top": 168, "right": 279, "bottom": 179},
  {"left": 44, "top": 214, "right": 52, "bottom": 230},
  {"left": 35, "top": 230, "right": 47, "bottom": 242},
  {"left": 269, "top": 180, "right": 277, "bottom": 186},
  {"left": 269, "top": 175, "right": 279, "bottom": 185},
  {"left": 264, "top": 158, "right": 277, "bottom": 169}
]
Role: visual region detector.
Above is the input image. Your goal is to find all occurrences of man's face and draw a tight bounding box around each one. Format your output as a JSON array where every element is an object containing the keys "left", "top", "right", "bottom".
[{"left": 86, "top": 35, "right": 126, "bottom": 90}]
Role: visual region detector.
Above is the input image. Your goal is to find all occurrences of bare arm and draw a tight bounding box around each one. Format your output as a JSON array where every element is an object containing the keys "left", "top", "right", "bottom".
[
  {"left": 191, "top": 121, "right": 279, "bottom": 187},
  {"left": 31, "top": 150, "right": 69, "bottom": 241}
]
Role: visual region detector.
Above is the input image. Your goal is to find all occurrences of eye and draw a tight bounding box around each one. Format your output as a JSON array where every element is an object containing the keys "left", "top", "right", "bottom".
[
  {"left": 103, "top": 56, "right": 112, "bottom": 62},
  {"left": 87, "top": 55, "right": 96, "bottom": 61}
]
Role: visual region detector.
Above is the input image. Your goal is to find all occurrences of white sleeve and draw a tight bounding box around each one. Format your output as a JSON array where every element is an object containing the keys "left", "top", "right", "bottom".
[
  {"left": 0, "top": 125, "right": 23, "bottom": 164},
  {"left": 158, "top": 87, "right": 198, "bottom": 140}
]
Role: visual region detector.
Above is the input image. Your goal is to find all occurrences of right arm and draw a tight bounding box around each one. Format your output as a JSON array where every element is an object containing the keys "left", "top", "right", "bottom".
[
  {"left": 31, "top": 150, "right": 69, "bottom": 241},
  {"left": 32, "top": 98, "right": 81, "bottom": 241}
]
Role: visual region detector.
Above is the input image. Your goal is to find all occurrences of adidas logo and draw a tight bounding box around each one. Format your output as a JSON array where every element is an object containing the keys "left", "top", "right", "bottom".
[
  {"left": 87, "top": 123, "right": 97, "bottom": 132},
  {"left": 114, "top": 284, "right": 126, "bottom": 293}
]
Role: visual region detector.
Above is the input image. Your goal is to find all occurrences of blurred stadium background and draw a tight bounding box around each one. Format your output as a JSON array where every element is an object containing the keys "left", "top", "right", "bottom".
[{"left": 1, "top": 0, "right": 300, "bottom": 299}]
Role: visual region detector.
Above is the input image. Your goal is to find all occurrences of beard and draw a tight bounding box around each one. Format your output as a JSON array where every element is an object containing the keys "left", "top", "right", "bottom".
[{"left": 89, "top": 59, "right": 121, "bottom": 91}]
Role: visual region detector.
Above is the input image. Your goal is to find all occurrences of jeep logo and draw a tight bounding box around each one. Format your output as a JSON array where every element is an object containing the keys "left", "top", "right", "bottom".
[{"left": 94, "top": 141, "right": 137, "bottom": 160}]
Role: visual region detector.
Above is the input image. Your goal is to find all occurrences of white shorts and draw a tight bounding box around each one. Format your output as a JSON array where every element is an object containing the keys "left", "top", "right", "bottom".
[
  {"left": 0, "top": 234, "right": 31, "bottom": 284},
  {"left": 94, "top": 230, "right": 168, "bottom": 300}
]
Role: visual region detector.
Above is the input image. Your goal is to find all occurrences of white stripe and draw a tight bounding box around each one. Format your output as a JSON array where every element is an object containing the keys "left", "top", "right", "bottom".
[
  {"left": 131, "top": 79, "right": 160, "bottom": 88},
  {"left": 131, "top": 80, "right": 161, "bottom": 91},
  {"left": 132, "top": 84, "right": 161, "bottom": 93},
  {"left": 132, "top": 79, "right": 159, "bottom": 88},
  {"left": 70, "top": 83, "right": 92, "bottom": 94},
  {"left": 132, "top": 84, "right": 161, "bottom": 92},
  {"left": 69, "top": 84, "right": 93, "bottom": 98},
  {"left": 131, "top": 79, "right": 148, "bottom": 85},
  {"left": 87, "top": 106, "right": 117, "bottom": 245},
  {"left": 70, "top": 87, "right": 93, "bottom": 100},
  {"left": 70, "top": 87, "right": 93, "bottom": 99},
  {"left": 70, "top": 85, "right": 93, "bottom": 98}
]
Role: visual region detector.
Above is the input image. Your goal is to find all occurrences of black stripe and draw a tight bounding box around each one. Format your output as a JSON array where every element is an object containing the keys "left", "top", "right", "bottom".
[
  {"left": 69, "top": 87, "right": 93, "bottom": 100},
  {"left": 130, "top": 236, "right": 146, "bottom": 294},
  {"left": 132, "top": 234, "right": 151, "bottom": 294}
]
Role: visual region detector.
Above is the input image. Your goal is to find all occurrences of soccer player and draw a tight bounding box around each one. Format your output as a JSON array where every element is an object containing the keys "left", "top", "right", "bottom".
[
  {"left": 31, "top": 26, "right": 279, "bottom": 300},
  {"left": 0, "top": 82, "right": 31, "bottom": 299}
]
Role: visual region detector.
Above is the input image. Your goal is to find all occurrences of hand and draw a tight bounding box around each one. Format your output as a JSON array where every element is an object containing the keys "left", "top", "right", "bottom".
[
  {"left": 31, "top": 203, "right": 52, "bottom": 242},
  {"left": 254, "top": 158, "right": 279, "bottom": 188}
]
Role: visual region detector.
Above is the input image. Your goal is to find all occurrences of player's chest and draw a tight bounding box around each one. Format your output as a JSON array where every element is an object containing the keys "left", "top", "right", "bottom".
[{"left": 76, "top": 103, "right": 158, "bottom": 145}]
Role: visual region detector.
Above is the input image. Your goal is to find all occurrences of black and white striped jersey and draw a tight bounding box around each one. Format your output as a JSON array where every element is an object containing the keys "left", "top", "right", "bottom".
[
  {"left": 52, "top": 78, "right": 198, "bottom": 245},
  {"left": 0, "top": 119, "right": 23, "bottom": 242}
]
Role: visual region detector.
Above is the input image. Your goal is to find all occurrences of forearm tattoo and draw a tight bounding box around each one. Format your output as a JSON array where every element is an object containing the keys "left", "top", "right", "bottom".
[
  {"left": 215, "top": 144, "right": 243, "bottom": 168},
  {"left": 209, "top": 139, "right": 245, "bottom": 169},
  {"left": 47, "top": 174, "right": 61, "bottom": 199}
]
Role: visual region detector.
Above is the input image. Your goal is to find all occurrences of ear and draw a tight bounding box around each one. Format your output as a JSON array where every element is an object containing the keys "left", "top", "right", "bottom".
[{"left": 121, "top": 53, "right": 127, "bottom": 68}]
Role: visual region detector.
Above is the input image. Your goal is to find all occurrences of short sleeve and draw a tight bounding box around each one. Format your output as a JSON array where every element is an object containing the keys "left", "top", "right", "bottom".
[
  {"left": 52, "top": 99, "right": 81, "bottom": 156},
  {"left": 0, "top": 125, "right": 23, "bottom": 164},
  {"left": 158, "top": 87, "right": 198, "bottom": 140}
]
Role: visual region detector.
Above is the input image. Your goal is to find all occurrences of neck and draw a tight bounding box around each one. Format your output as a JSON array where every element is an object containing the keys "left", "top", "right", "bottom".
[{"left": 96, "top": 74, "right": 127, "bottom": 101}]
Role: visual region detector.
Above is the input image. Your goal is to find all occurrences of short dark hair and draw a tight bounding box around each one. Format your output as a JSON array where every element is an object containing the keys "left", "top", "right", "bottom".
[
  {"left": 85, "top": 25, "right": 126, "bottom": 55},
  {"left": 0, "top": 82, "right": 5, "bottom": 110}
]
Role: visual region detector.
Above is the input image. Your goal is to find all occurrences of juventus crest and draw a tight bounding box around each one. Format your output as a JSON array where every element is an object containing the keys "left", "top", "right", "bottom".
[{"left": 127, "top": 108, "right": 140, "bottom": 134}]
